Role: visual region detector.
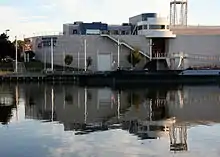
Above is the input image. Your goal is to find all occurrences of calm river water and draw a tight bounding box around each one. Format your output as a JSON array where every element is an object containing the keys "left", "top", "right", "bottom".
[{"left": 0, "top": 83, "right": 220, "bottom": 157}]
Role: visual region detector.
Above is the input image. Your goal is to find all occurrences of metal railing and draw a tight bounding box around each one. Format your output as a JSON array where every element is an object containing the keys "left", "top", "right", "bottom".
[
  {"left": 170, "top": 52, "right": 220, "bottom": 61},
  {"left": 100, "top": 34, "right": 150, "bottom": 59}
]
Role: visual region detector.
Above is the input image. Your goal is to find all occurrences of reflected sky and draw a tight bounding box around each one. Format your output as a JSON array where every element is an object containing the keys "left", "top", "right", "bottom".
[{"left": 0, "top": 84, "right": 220, "bottom": 157}]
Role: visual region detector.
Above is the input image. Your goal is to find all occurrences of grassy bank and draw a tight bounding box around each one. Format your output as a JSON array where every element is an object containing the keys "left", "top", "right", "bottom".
[{"left": 0, "top": 62, "right": 13, "bottom": 72}]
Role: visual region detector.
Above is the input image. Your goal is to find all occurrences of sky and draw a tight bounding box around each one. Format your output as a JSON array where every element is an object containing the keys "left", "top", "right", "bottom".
[{"left": 0, "top": 0, "right": 220, "bottom": 40}]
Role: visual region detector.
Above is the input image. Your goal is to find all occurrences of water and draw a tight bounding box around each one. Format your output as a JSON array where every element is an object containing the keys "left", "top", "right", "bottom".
[{"left": 1, "top": 83, "right": 220, "bottom": 157}]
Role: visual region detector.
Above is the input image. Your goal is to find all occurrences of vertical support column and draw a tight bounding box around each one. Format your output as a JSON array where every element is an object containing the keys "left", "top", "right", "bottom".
[
  {"left": 15, "top": 36, "right": 18, "bottom": 73},
  {"left": 51, "top": 87, "right": 54, "bottom": 122},
  {"left": 174, "top": 2, "right": 177, "bottom": 25},
  {"left": 170, "top": 3, "right": 172, "bottom": 26},
  {"left": 149, "top": 38, "right": 152, "bottom": 61},
  {"left": 51, "top": 37, "right": 54, "bottom": 71},
  {"left": 15, "top": 85, "right": 19, "bottom": 121},
  {"left": 44, "top": 43, "right": 46, "bottom": 70},
  {"left": 117, "top": 38, "right": 120, "bottom": 68},
  {"left": 44, "top": 85, "right": 47, "bottom": 110},
  {"left": 84, "top": 39, "right": 87, "bottom": 71},
  {"left": 185, "top": 2, "right": 188, "bottom": 26},
  {"left": 117, "top": 91, "right": 121, "bottom": 120},
  {"left": 180, "top": 2, "right": 184, "bottom": 25},
  {"left": 84, "top": 87, "right": 87, "bottom": 124}
]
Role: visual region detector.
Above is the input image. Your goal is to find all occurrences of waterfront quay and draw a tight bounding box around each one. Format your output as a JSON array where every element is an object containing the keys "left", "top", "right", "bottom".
[
  {"left": 0, "top": 72, "right": 78, "bottom": 83},
  {"left": 1, "top": 70, "right": 220, "bottom": 87},
  {"left": 0, "top": 71, "right": 111, "bottom": 83}
]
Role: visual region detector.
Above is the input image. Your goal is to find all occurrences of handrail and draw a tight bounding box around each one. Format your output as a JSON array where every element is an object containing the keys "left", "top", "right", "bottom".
[
  {"left": 171, "top": 53, "right": 220, "bottom": 61},
  {"left": 100, "top": 34, "right": 150, "bottom": 58}
]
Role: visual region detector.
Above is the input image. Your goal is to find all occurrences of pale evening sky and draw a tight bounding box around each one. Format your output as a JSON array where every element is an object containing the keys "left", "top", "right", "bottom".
[{"left": 0, "top": 0, "right": 219, "bottom": 39}]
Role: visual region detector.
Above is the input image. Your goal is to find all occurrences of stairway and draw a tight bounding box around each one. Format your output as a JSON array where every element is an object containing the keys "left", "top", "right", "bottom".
[{"left": 100, "top": 34, "right": 150, "bottom": 59}]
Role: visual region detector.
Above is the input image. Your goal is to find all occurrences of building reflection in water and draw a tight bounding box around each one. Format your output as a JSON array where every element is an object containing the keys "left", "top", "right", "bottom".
[
  {"left": 2, "top": 84, "right": 220, "bottom": 152},
  {"left": 0, "top": 84, "right": 17, "bottom": 125}
]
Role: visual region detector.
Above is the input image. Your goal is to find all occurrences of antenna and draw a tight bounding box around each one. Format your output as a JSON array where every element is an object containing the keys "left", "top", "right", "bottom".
[{"left": 170, "top": 0, "right": 188, "bottom": 26}]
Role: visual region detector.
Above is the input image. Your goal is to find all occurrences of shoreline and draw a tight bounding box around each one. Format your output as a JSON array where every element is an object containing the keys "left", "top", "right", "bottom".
[{"left": 0, "top": 70, "right": 220, "bottom": 86}]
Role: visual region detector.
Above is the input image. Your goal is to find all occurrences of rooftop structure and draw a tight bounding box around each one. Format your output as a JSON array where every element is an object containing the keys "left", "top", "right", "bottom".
[{"left": 170, "top": 0, "right": 188, "bottom": 26}]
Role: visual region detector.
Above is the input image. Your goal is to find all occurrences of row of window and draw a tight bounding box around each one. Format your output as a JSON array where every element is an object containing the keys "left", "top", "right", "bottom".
[
  {"left": 38, "top": 37, "right": 58, "bottom": 48},
  {"left": 137, "top": 25, "right": 169, "bottom": 30},
  {"left": 72, "top": 29, "right": 130, "bottom": 35},
  {"left": 107, "top": 30, "right": 130, "bottom": 35},
  {"left": 38, "top": 41, "right": 57, "bottom": 48},
  {"left": 68, "top": 25, "right": 169, "bottom": 35}
]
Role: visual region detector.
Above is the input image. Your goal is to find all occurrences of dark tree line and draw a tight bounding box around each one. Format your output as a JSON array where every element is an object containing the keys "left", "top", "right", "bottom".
[
  {"left": 0, "top": 33, "right": 16, "bottom": 59},
  {"left": 0, "top": 33, "right": 35, "bottom": 62}
]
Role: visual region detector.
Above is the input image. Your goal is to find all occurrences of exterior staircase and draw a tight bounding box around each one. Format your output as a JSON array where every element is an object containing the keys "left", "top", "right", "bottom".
[{"left": 100, "top": 34, "right": 150, "bottom": 59}]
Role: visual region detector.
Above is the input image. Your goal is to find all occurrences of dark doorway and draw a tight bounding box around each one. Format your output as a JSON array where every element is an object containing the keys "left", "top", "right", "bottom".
[{"left": 152, "top": 38, "right": 166, "bottom": 57}]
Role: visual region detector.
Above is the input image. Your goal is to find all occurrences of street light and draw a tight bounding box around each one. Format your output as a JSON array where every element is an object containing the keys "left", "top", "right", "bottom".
[
  {"left": 5, "top": 29, "right": 10, "bottom": 36},
  {"left": 15, "top": 36, "right": 18, "bottom": 73}
]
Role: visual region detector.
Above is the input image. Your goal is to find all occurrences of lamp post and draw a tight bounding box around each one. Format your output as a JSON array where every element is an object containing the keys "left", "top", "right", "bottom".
[
  {"left": 117, "top": 38, "right": 120, "bottom": 68},
  {"left": 5, "top": 29, "right": 10, "bottom": 36},
  {"left": 15, "top": 36, "right": 18, "bottom": 73},
  {"left": 51, "top": 37, "right": 54, "bottom": 71},
  {"left": 84, "top": 39, "right": 87, "bottom": 71}
]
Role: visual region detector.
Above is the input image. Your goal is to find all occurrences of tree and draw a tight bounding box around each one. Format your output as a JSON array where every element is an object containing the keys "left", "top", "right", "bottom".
[
  {"left": 0, "top": 33, "right": 16, "bottom": 60},
  {"left": 127, "top": 48, "right": 142, "bottom": 68},
  {"left": 12, "top": 40, "right": 26, "bottom": 61},
  {"left": 64, "top": 55, "right": 73, "bottom": 66},
  {"left": 0, "top": 33, "right": 8, "bottom": 40}
]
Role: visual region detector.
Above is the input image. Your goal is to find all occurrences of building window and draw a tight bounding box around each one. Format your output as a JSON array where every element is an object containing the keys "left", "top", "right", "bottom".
[
  {"left": 138, "top": 25, "right": 142, "bottom": 30},
  {"left": 149, "top": 25, "right": 166, "bottom": 29},
  {"left": 161, "top": 25, "right": 165, "bottom": 29},
  {"left": 73, "top": 29, "right": 78, "bottom": 34},
  {"left": 144, "top": 25, "right": 148, "bottom": 29},
  {"left": 41, "top": 37, "right": 57, "bottom": 47},
  {"left": 121, "top": 31, "right": 126, "bottom": 35},
  {"left": 167, "top": 25, "right": 170, "bottom": 29}
]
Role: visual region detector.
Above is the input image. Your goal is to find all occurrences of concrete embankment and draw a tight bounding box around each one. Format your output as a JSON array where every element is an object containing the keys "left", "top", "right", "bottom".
[{"left": 0, "top": 71, "right": 219, "bottom": 87}]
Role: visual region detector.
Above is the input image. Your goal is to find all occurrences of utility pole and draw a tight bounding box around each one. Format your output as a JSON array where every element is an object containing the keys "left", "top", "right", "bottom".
[
  {"left": 15, "top": 36, "right": 18, "bottom": 73},
  {"left": 117, "top": 38, "right": 120, "bottom": 68},
  {"left": 5, "top": 29, "right": 10, "bottom": 36},
  {"left": 84, "top": 39, "right": 87, "bottom": 71},
  {"left": 50, "top": 37, "right": 54, "bottom": 71}
]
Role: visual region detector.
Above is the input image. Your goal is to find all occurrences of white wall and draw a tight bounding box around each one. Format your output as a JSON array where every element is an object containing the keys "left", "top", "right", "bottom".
[
  {"left": 169, "top": 35, "right": 220, "bottom": 68},
  {"left": 33, "top": 35, "right": 149, "bottom": 71},
  {"left": 32, "top": 34, "right": 220, "bottom": 70}
]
